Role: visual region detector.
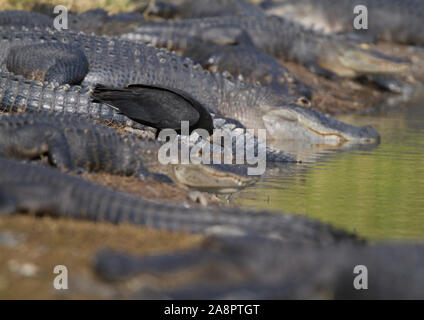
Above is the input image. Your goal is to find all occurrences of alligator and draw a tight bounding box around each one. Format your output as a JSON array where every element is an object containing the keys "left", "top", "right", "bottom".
[
  {"left": 2, "top": 10, "right": 406, "bottom": 92},
  {"left": 0, "top": 112, "right": 262, "bottom": 192},
  {"left": 0, "top": 10, "right": 52, "bottom": 27},
  {"left": 50, "top": 5, "right": 312, "bottom": 98},
  {"left": 0, "top": 112, "right": 152, "bottom": 176},
  {"left": 146, "top": 1, "right": 180, "bottom": 20},
  {"left": 180, "top": 31, "right": 313, "bottom": 98},
  {"left": 0, "top": 9, "right": 145, "bottom": 36},
  {"left": 66, "top": 9, "right": 145, "bottom": 36},
  {"left": 0, "top": 70, "right": 296, "bottom": 164},
  {"left": 0, "top": 157, "right": 362, "bottom": 245},
  {"left": 94, "top": 237, "right": 424, "bottom": 299},
  {"left": 0, "top": 26, "right": 381, "bottom": 147},
  {"left": 123, "top": 15, "right": 409, "bottom": 80},
  {"left": 259, "top": 0, "right": 424, "bottom": 46}
]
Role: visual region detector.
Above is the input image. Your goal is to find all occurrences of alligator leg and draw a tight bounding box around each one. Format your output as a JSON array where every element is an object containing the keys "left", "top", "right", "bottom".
[
  {"left": 0, "top": 124, "right": 74, "bottom": 170},
  {"left": 0, "top": 185, "right": 17, "bottom": 215},
  {"left": 0, "top": 182, "right": 63, "bottom": 216},
  {"left": 360, "top": 74, "right": 413, "bottom": 94},
  {"left": 6, "top": 43, "right": 89, "bottom": 86},
  {"left": 94, "top": 236, "right": 282, "bottom": 282},
  {"left": 135, "top": 167, "right": 173, "bottom": 184},
  {"left": 92, "top": 237, "right": 306, "bottom": 299},
  {"left": 305, "top": 62, "right": 341, "bottom": 80},
  {"left": 94, "top": 247, "right": 218, "bottom": 281}
]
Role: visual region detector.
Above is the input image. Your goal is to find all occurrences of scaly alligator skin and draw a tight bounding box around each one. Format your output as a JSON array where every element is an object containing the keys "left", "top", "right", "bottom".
[
  {"left": 260, "top": 0, "right": 424, "bottom": 46},
  {"left": 3, "top": 12, "right": 311, "bottom": 98},
  {"left": 0, "top": 26, "right": 381, "bottom": 145},
  {"left": 0, "top": 71, "right": 295, "bottom": 163},
  {"left": 0, "top": 25, "right": 296, "bottom": 134},
  {"left": 0, "top": 112, "right": 160, "bottom": 177},
  {"left": 6, "top": 42, "right": 89, "bottom": 86},
  {"left": 124, "top": 15, "right": 409, "bottom": 79},
  {"left": 0, "top": 10, "right": 52, "bottom": 27},
  {"left": 67, "top": 9, "right": 145, "bottom": 36},
  {"left": 0, "top": 70, "right": 138, "bottom": 127},
  {"left": 0, "top": 9, "right": 145, "bottom": 36},
  {"left": 182, "top": 32, "right": 312, "bottom": 98},
  {"left": 0, "top": 112, "right": 260, "bottom": 191},
  {"left": 0, "top": 157, "right": 361, "bottom": 245},
  {"left": 95, "top": 237, "right": 424, "bottom": 299}
]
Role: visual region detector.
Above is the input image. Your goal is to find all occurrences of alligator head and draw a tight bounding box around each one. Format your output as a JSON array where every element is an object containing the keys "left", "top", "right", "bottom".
[
  {"left": 262, "top": 102, "right": 380, "bottom": 145},
  {"left": 316, "top": 40, "right": 409, "bottom": 78},
  {"left": 171, "top": 163, "right": 259, "bottom": 194}
]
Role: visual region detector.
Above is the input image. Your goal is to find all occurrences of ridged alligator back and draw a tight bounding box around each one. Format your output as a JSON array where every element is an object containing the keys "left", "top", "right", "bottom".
[
  {"left": 0, "top": 157, "right": 361, "bottom": 245},
  {"left": 0, "top": 26, "right": 279, "bottom": 130},
  {"left": 0, "top": 112, "right": 155, "bottom": 175},
  {"left": 0, "top": 70, "right": 138, "bottom": 126},
  {"left": 123, "top": 15, "right": 323, "bottom": 63}
]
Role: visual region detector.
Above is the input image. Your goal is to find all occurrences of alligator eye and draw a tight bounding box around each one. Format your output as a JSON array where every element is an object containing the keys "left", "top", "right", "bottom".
[
  {"left": 263, "top": 75, "right": 271, "bottom": 84},
  {"left": 297, "top": 97, "right": 311, "bottom": 107}
]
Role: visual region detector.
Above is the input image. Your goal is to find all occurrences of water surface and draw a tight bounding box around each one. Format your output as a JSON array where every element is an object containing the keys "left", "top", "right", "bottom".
[{"left": 232, "top": 102, "right": 424, "bottom": 241}]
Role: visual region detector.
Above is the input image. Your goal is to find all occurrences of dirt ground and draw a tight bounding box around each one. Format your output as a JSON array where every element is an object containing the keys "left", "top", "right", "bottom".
[{"left": 0, "top": 0, "right": 151, "bottom": 13}]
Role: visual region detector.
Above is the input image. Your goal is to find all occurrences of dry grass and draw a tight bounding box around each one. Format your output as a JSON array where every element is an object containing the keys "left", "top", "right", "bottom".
[{"left": 0, "top": 0, "right": 151, "bottom": 13}]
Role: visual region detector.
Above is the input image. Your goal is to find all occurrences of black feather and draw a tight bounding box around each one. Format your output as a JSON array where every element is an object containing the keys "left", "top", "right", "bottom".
[{"left": 92, "top": 84, "right": 214, "bottom": 135}]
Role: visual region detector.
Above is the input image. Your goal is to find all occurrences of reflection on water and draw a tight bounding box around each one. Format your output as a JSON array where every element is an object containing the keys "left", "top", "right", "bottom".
[{"left": 232, "top": 103, "right": 424, "bottom": 242}]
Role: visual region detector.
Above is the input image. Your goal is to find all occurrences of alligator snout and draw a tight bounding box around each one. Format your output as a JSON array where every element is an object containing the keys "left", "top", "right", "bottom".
[
  {"left": 263, "top": 104, "right": 381, "bottom": 145},
  {"left": 359, "top": 125, "right": 381, "bottom": 143}
]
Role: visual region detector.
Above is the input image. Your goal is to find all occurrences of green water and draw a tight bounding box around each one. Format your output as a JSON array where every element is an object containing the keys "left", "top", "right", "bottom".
[{"left": 232, "top": 103, "right": 424, "bottom": 241}]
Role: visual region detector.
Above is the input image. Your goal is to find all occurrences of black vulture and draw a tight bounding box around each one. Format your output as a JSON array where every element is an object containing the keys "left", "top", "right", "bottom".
[{"left": 92, "top": 84, "right": 214, "bottom": 135}]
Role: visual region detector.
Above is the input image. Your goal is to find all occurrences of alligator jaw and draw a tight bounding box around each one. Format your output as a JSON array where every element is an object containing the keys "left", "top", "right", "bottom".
[
  {"left": 318, "top": 42, "right": 409, "bottom": 78},
  {"left": 264, "top": 1, "right": 339, "bottom": 34},
  {"left": 262, "top": 104, "right": 381, "bottom": 145},
  {"left": 171, "top": 163, "right": 259, "bottom": 194}
]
